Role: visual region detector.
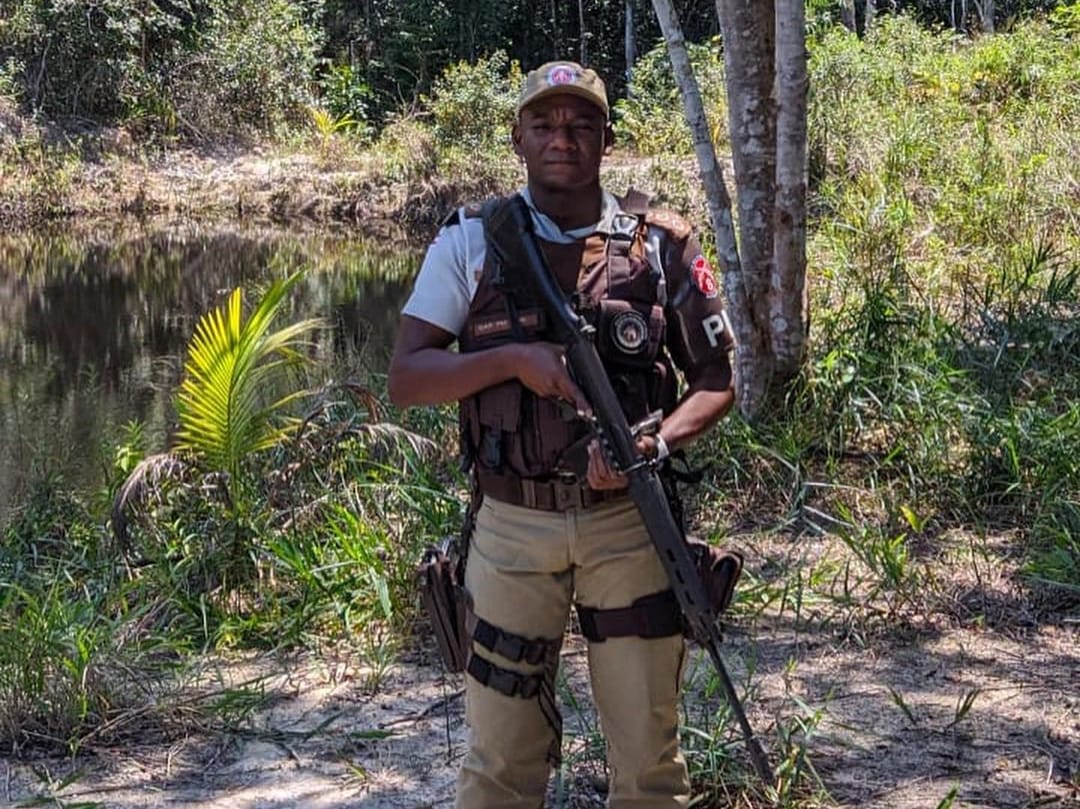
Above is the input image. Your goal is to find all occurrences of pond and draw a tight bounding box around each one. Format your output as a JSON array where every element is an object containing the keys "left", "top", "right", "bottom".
[{"left": 0, "top": 221, "right": 421, "bottom": 517}]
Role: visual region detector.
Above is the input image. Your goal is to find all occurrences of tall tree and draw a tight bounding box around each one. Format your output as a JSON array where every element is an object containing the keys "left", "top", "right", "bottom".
[
  {"left": 772, "top": 0, "right": 809, "bottom": 378},
  {"left": 650, "top": 0, "right": 809, "bottom": 419},
  {"left": 579, "top": 0, "right": 589, "bottom": 63},
  {"left": 974, "top": 0, "right": 995, "bottom": 32}
]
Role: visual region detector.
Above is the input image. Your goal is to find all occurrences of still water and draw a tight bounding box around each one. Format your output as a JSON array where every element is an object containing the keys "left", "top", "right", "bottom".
[{"left": 0, "top": 221, "right": 420, "bottom": 516}]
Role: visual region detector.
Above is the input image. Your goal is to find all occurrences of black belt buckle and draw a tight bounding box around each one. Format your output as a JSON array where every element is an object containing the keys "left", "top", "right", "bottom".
[{"left": 552, "top": 479, "right": 584, "bottom": 510}]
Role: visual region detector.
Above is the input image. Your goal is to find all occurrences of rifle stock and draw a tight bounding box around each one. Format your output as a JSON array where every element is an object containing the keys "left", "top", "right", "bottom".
[{"left": 486, "top": 195, "right": 775, "bottom": 786}]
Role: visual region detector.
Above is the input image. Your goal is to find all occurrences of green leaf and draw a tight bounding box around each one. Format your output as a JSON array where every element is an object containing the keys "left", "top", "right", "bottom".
[{"left": 173, "top": 271, "right": 324, "bottom": 478}]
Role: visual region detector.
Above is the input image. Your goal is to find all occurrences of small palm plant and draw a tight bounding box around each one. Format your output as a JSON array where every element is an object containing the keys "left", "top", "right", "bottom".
[
  {"left": 307, "top": 106, "right": 357, "bottom": 156},
  {"left": 114, "top": 271, "right": 324, "bottom": 590},
  {"left": 174, "top": 271, "right": 322, "bottom": 482}
]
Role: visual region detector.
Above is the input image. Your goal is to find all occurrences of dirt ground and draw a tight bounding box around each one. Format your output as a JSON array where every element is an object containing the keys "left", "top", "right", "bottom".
[{"left": 3, "top": 534, "right": 1077, "bottom": 809}]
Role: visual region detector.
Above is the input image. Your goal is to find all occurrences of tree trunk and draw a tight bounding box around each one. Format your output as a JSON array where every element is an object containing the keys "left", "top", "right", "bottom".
[
  {"left": 579, "top": 0, "right": 588, "bottom": 64},
  {"left": 650, "top": 0, "right": 751, "bottom": 396},
  {"left": 651, "top": 0, "right": 808, "bottom": 419},
  {"left": 863, "top": 0, "right": 876, "bottom": 35},
  {"left": 716, "top": 0, "right": 776, "bottom": 414},
  {"left": 625, "top": 0, "right": 636, "bottom": 93},
  {"left": 552, "top": 0, "right": 560, "bottom": 58},
  {"left": 839, "top": 0, "right": 857, "bottom": 33},
  {"left": 772, "top": 0, "right": 809, "bottom": 382},
  {"left": 977, "top": 0, "right": 994, "bottom": 32}
]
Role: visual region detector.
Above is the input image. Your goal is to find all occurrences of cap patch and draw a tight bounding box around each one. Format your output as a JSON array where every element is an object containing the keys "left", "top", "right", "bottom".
[
  {"left": 547, "top": 64, "right": 577, "bottom": 86},
  {"left": 690, "top": 256, "right": 719, "bottom": 299}
]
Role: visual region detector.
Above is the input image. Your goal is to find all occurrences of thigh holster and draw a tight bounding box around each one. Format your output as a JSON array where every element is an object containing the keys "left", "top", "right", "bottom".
[
  {"left": 465, "top": 616, "right": 564, "bottom": 766},
  {"left": 576, "top": 589, "right": 684, "bottom": 642},
  {"left": 575, "top": 541, "right": 744, "bottom": 643},
  {"left": 417, "top": 538, "right": 470, "bottom": 672}
]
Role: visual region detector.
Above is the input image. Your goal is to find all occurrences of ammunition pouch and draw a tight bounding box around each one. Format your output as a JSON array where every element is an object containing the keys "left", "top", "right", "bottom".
[{"left": 417, "top": 538, "right": 470, "bottom": 672}]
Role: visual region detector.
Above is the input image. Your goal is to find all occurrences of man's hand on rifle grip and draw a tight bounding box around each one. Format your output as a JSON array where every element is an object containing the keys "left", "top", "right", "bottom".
[
  {"left": 585, "top": 432, "right": 666, "bottom": 490},
  {"left": 512, "top": 342, "right": 591, "bottom": 416}
]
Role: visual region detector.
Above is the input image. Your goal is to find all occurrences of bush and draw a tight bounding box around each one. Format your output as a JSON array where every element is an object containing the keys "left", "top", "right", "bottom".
[
  {"left": 170, "top": 0, "right": 324, "bottom": 138},
  {"left": 614, "top": 40, "right": 726, "bottom": 156},
  {"left": 426, "top": 51, "right": 522, "bottom": 153},
  {"left": 316, "top": 62, "right": 374, "bottom": 137}
]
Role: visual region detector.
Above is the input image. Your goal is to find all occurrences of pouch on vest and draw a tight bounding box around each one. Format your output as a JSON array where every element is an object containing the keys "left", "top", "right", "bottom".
[
  {"left": 417, "top": 538, "right": 470, "bottom": 672},
  {"left": 596, "top": 299, "right": 665, "bottom": 370}
]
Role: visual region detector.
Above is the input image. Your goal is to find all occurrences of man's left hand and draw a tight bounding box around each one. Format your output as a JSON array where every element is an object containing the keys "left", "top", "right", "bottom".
[{"left": 585, "top": 436, "right": 659, "bottom": 490}]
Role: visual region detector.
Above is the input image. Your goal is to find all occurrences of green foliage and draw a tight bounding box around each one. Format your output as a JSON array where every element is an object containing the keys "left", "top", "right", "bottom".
[
  {"left": 174, "top": 272, "right": 323, "bottom": 479},
  {"left": 426, "top": 51, "right": 522, "bottom": 152},
  {"left": 171, "top": 0, "right": 324, "bottom": 137},
  {"left": 1025, "top": 499, "right": 1080, "bottom": 592},
  {"left": 0, "top": 0, "right": 198, "bottom": 120},
  {"left": 0, "top": 0, "right": 322, "bottom": 136},
  {"left": 614, "top": 40, "right": 727, "bottom": 155},
  {"left": 1050, "top": 1, "right": 1080, "bottom": 35},
  {"left": 316, "top": 63, "right": 373, "bottom": 136}
]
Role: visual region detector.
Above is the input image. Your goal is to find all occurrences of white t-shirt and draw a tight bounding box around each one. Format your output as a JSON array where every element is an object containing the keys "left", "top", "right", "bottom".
[{"left": 402, "top": 188, "right": 621, "bottom": 337}]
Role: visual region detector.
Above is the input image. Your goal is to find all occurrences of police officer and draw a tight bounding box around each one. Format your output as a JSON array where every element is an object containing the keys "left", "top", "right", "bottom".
[{"left": 389, "top": 60, "right": 735, "bottom": 809}]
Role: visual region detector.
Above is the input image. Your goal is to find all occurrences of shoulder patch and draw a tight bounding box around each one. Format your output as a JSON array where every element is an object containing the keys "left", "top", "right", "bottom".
[
  {"left": 689, "top": 255, "right": 719, "bottom": 299},
  {"left": 644, "top": 207, "right": 692, "bottom": 240}
]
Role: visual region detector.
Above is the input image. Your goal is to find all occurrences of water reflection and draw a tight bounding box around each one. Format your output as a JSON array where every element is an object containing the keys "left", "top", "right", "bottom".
[{"left": 0, "top": 222, "right": 420, "bottom": 515}]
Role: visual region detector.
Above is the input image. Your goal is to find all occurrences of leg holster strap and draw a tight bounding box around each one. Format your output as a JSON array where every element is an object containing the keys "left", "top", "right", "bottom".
[
  {"left": 467, "top": 654, "right": 543, "bottom": 699},
  {"left": 469, "top": 614, "right": 551, "bottom": 665},
  {"left": 576, "top": 589, "right": 683, "bottom": 642}
]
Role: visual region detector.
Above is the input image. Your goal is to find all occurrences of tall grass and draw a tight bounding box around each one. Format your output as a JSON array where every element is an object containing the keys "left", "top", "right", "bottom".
[{"left": 700, "top": 15, "right": 1080, "bottom": 599}]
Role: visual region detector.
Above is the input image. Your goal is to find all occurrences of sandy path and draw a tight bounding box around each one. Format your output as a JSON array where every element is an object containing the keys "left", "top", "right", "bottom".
[{"left": 3, "top": 610, "right": 1076, "bottom": 808}]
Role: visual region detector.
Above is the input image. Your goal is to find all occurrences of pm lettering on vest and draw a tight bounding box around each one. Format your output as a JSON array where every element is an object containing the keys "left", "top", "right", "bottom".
[{"left": 702, "top": 313, "right": 729, "bottom": 348}]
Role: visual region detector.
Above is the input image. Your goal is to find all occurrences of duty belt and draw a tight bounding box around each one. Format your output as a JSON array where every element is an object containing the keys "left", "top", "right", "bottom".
[{"left": 477, "top": 469, "right": 625, "bottom": 511}]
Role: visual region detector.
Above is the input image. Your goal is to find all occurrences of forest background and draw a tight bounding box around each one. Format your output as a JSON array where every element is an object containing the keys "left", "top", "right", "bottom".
[{"left": 0, "top": 0, "right": 1078, "bottom": 807}]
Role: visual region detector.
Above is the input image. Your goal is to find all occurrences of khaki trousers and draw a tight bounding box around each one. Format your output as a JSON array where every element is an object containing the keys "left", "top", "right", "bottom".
[{"left": 456, "top": 495, "right": 690, "bottom": 809}]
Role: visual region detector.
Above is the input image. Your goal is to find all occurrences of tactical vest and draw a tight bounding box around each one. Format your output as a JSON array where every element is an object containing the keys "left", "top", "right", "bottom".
[{"left": 458, "top": 194, "right": 679, "bottom": 484}]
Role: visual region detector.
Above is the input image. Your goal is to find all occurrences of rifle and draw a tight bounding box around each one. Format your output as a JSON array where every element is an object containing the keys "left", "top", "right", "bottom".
[{"left": 485, "top": 194, "right": 775, "bottom": 786}]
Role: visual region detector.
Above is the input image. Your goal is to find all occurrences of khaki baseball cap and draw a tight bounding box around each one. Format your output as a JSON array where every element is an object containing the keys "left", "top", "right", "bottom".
[{"left": 516, "top": 61, "right": 609, "bottom": 119}]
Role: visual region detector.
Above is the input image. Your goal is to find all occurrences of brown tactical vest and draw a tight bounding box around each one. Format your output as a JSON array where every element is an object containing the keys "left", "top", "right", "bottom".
[{"left": 458, "top": 195, "right": 679, "bottom": 482}]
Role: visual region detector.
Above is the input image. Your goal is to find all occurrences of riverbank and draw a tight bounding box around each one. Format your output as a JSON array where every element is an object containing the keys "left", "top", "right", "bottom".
[{"left": 0, "top": 106, "right": 688, "bottom": 237}]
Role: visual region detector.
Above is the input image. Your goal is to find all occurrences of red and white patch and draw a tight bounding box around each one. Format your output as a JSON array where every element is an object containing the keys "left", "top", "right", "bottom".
[
  {"left": 690, "top": 255, "right": 719, "bottom": 299},
  {"left": 547, "top": 64, "right": 577, "bottom": 86}
]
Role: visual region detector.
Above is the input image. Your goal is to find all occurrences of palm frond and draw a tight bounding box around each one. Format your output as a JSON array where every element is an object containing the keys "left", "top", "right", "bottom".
[
  {"left": 174, "top": 272, "right": 324, "bottom": 477},
  {"left": 111, "top": 453, "right": 190, "bottom": 547}
]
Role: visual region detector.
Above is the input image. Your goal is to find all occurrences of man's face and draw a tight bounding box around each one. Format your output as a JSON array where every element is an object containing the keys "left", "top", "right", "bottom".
[{"left": 512, "top": 95, "right": 613, "bottom": 193}]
